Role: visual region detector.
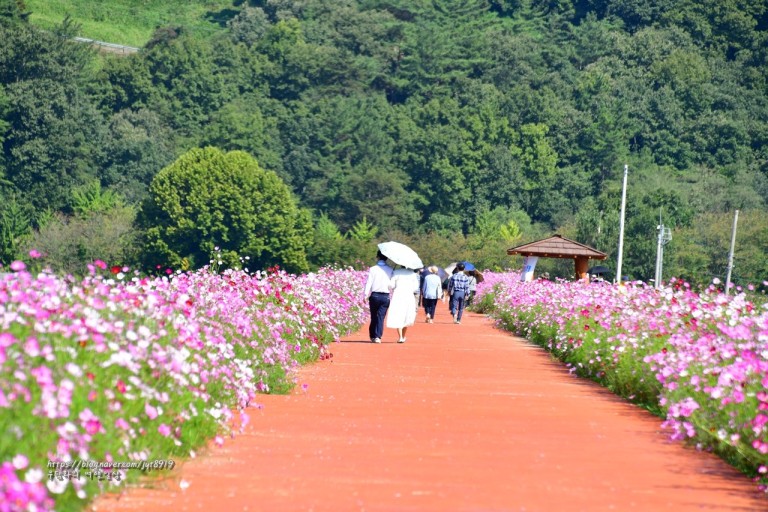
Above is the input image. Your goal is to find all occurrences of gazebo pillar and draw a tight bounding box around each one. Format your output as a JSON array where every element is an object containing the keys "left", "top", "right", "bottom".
[{"left": 575, "top": 256, "right": 589, "bottom": 282}]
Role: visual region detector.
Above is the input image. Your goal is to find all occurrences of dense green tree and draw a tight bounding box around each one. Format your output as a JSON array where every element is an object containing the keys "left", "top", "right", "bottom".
[
  {"left": 3, "top": 78, "right": 108, "bottom": 212},
  {"left": 141, "top": 30, "right": 231, "bottom": 136},
  {"left": 257, "top": 18, "right": 318, "bottom": 100},
  {"left": 275, "top": 94, "right": 421, "bottom": 231},
  {"left": 71, "top": 180, "right": 125, "bottom": 217},
  {"left": 0, "top": 0, "right": 29, "bottom": 24},
  {"left": 0, "top": 194, "right": 31, "bottom": 264},
  {"left": 91, "top": 56, "right": 156, "bottom": 114},
  {"left": 307, "top": 212, "right": 345, "bottom": 268},
  {"left": 138, "top": 147, "right": 312, "bottom": 272},
  {"left": 0, "top": 18, "right": 107, "bottom": 213},
  {"left": 573, "top": 197, "right": 617, "bottom": 255},
  {"left": 228, "top": 6, "right": 271, "bottom": 47},
  {"left": 201, "top": 96, "right": 284, "bottom": 176},
  {"left": 346, "top": 215, "right": 378, "bottom": 242},
  {"left": 100, "top": 108, "right": 178, "bottom": 204},
  {"left": 388, "top": 0, "right": 497, "bottom": 100},
  {"left": 0, "top": 85, "right": 9, "bottom": 176},
  {"left": 518, "top": 123, "right": 558, "bottom": 218},
  {"left": 0, "top": 16, "right": 93, "bottom": 85},
  {"left": 661, "top": 0, "right": 767, "bottom": 56}
]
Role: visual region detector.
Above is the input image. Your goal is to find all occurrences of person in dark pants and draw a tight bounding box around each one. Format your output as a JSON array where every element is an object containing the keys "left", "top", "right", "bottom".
[
  {"left": 447, "top": 262, "right": 471, "bottom": 324},
  {"left": 363, "top": 250, "right": 394, "bottom": 343},
  {"left": 421, "top": 266, "right": 443, "bottom": 323}
]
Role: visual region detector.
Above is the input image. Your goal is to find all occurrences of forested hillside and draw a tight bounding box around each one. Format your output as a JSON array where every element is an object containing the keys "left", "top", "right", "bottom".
[{"left": 1, "top": 0, "right": 767, "bottom": 286}]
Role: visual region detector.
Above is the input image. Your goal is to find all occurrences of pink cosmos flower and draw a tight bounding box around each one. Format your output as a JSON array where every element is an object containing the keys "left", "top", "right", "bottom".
[
  {"left": 752, "top": 439, "right": 768, "bottom": 454},
  {"left": 0, "top": 332, "right": 16, "bottom": 348},
  {"left": 9, "top": 260, "right": 26, "bottom": 272},
  {"left": 158, "top": 424, "right": 172, "bottom": 437},
  {"left": 29, "top": 249, "right": 42, "bottom": 259},
  {"left": 145, "top": 403, "right": 158, "bottom": 420},
  {"left": 79, "top": 408, "right": 104, "bottom": 435},
  {"left": 753, "top": 414, "right": 768, "bottom": 430}
]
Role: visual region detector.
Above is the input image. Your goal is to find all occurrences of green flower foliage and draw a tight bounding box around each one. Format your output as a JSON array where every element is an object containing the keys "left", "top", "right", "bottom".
[{"left": 139, "top": 147, "right": 311, "bottom": 273}]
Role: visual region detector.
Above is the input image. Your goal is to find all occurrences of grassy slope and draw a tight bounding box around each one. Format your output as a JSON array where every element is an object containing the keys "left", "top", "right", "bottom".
[{"left": 25, "top": 0, "right": 234, "bottom": 47}]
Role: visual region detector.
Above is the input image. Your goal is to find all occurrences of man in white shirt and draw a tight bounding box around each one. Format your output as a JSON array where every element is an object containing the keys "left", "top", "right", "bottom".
[{"left": 364, "top": 250, "right": 394, "bottom": 343}]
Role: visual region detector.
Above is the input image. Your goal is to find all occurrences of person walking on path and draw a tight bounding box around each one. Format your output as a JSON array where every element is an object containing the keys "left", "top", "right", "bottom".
[
  {"left": 447, "top": 262, "right": 471, "bottom": 324},
  {"left": 421, "top": 266, "right": 443, "bottom": 323},
  {"left": 445, "top": 267, "right": 459, "bottom": 315},
  {"left": 386, "top": 266, "right": 419, "bottom": 342},
  {"left": 466, "top": 271, "right": 478, "bottom": 306},
  {"left": 364, "top": 250, "right": 393, "bottom": 343}
]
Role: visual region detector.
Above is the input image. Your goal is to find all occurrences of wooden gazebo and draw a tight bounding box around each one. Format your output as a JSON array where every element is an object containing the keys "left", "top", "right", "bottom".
[{"left": 507, "top": 234, "right": 608, "bottom": 281}]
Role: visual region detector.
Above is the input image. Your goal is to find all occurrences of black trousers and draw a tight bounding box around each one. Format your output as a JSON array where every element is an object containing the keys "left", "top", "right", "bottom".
[
  {"left": 422, "top": 298, "right": 438, "bottom": 319},
  {"left": 368, "top": 292, "right": 390, "bottom": 340}
]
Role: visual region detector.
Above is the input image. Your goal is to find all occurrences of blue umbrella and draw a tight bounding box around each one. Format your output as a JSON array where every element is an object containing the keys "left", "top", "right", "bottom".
[{"left": 445, "top": 261, "right": 476, "bottom": 274}]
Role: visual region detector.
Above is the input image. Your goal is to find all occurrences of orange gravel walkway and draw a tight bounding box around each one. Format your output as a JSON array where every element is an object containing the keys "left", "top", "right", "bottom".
[{"left": 91, "top": 311, "right": 766, "bottom": 512}]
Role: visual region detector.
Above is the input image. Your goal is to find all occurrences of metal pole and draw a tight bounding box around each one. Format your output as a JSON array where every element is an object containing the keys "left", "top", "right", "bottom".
[
  {"left": 655, "top": 224, "right": 663, "bottom": 288},
  {"left": 658, "top": 232, "right": 664, "bottom": 288},
  {"left": 615, "top": 164, "right": 628, "bottom": 284},
  {"left": 724, "top": 209, "right": 739, "bottom": 295}
]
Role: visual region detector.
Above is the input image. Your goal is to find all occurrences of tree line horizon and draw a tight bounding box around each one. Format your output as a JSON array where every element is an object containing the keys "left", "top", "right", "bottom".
[{"left": 0, "top": 0, "right": 766, "bottom": 289}]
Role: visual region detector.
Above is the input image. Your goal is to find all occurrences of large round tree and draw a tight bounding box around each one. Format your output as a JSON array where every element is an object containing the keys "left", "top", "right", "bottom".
[{"left": 138, "top": 147, "right": 311, "bottom": 273}]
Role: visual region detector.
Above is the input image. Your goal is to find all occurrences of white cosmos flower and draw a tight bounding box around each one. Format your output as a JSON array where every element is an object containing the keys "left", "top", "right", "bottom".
[
  {"left": 47, "top": 477, "right": 69, "bottom": 494},
  {"left": 25, "top": 468, "right": 44, "bottom": 484}
]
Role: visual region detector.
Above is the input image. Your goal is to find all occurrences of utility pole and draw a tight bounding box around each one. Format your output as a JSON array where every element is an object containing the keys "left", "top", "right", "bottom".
[
  {"left": 654, "top": 210, "right": 672, "bottom": 289},
  {"left": 724, "top": 209, "right": 739, "bottom": 295},
  {"left": 616, "top": 164, "right": 628, "bottom": 284}
]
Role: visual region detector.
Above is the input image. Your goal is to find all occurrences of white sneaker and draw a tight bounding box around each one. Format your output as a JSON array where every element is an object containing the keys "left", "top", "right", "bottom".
[
  {"left": 398, "top": 338, "right": 406, "bottom": 343},
  {"left": 372, "top": 338, "right": 381, "bottom": 343}
]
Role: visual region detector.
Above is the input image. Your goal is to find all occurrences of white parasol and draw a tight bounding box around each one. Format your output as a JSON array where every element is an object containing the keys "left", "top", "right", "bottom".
[{"left": 377, "top": 241, "right": 424, "bottom": 270}]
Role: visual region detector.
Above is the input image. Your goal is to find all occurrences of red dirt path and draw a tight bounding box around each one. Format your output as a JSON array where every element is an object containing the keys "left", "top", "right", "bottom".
[{"left": 91, "top": 311, "right": 766, "bottom": 512}]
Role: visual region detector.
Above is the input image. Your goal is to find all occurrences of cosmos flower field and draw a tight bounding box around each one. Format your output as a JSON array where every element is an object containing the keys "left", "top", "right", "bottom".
[
  {"left": 475, "top": 272, "right": 768, "bottom": 492},
  {"left": 4, "top": 259, "right": 768, "bottom": 510},
  {"left": 0, "top": 260, "right": 368, "bottom": 511}
]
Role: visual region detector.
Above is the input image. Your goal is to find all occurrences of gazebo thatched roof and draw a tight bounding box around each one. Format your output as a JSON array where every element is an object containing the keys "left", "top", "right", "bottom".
[{"left": 507, "top": 234, "right": 607, "bottom": 260}]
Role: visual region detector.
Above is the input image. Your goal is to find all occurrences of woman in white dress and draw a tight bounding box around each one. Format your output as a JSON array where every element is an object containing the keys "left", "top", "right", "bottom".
[{"left": 386, "top": 267, "right": 419, "bottom": 343}]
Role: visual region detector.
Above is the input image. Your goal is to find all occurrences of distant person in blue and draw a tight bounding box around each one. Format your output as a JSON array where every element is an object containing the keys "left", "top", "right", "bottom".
[
  {"left": 363, "top": 250, "right": 394, "bottom": 343},
  {"left": 447, "top": 262, "right": 471, "bottom": 324},
  {"left": 421, "top": 266, "right": 443, "bottom": 323}
]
